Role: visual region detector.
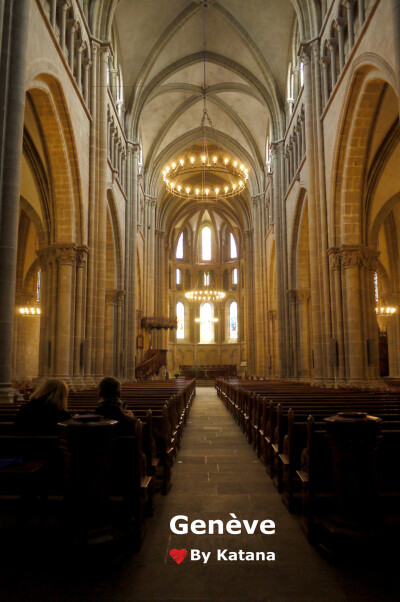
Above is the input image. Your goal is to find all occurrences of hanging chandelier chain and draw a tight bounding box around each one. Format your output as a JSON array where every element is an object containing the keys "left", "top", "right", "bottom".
[{"left": 161, "top": 0, "right": 249, "bottom": 202}]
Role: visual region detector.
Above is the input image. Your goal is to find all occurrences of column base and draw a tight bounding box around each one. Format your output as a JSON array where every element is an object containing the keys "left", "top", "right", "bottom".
[{"left": 0, "top": 384, "right": 20, "bottom": 402}]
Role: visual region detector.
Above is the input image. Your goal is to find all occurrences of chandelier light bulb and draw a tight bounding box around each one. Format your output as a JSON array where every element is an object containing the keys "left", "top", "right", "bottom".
[
  {"left": 201, "top": 155, "right": 206, "bottom": 163},
  {"left": 186, "top": 187, "right": 190, "bottom": 194},
  {"left": 177, "top": 185, "right": 182, "bottom": 191},
  {"left": 213, "top": 156, "right": 217, "bottom": 163},
  {"left": 224, "top": 158, "right": 228, "bottom": 164},
  {"left": 225, "top": 186, "right": 229, "bottom": 193},
  {"left": 180, "top": 159, "right": 184, "bottom": 166},
  {"left": 215, "top": 188, "right": 219, "bottom": 195},
  {"left": 196, "top": 188, "right": 200, "bottom": 195},
  {"left": 233, "top": 184, "right": 237, "bottom": 190},
  {"left": 172, "top": 162, "right": 176, "bottom": 169},
  {"left": 205, "top": 188, "right": 209, "bottom": 195},
  {"left": 233, "top": 161, "right": 237, "bottom": 167},
  {"left": 190, "top": 157, "right": 195, "bottom": 164}
]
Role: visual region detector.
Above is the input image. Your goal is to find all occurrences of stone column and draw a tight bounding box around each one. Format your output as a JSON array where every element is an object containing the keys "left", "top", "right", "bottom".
[
  {"left": 115, "top": 290, "right": 125, "bottom": 378},
  {"left": 84, "top": 42, "right": 98, "bottom": 384},
  {"left": 75, "top": 41, "right": 84, "bottom": 91},
  {"left": 0, "top": 0, "right": 30, "bottom": 400},
  {"left": 67, "top": 20, "right": 78, "bottom": 71},
  {"left": 60, "top": 1, "right": 69, "bottom": 54},
  {"left": 94, "top": 45, "right": 110, "bottom": 380},
  {"left": 327, "top": 39, "right": 338, "bottom": 89},
  {"left": 297, "top": 289, "right": 311, "bottom": 379},
  {"left": 73, "top": 247, "right": 88, "bottom": 385},
  {"left": 104, "top": 290, "right": 117, "bottom": 376},
  {"left": 358, "top": 0, "right": 365, "bottom": 26},
  {"left": 300, "top": 43, "right": 324, "bottom": 382},
  {"left": 341, "top": 246, "right": 369, "bottom": 383},
  {"left": 126, "top": 143, "right": 139, "bottom": 379},
  {"left": 335, "top": 18, "right": 346, "bottom": 72},
  {"left": 288, "top": 290, "right": 298, "bottom": 378},
  {"left": 54, "top": 246, "right": 76, "bottom": 381},
  {"left": 83, "top": 58, "right": 91, "bottom": 106},
  {"left": 320, "top": 57, "right": 330, "bottom": 106},
  {"left": 244, "top": 229, "right": 255, "bottom": 375},
  {"left": 328, "top": 248, "right": 346, "bottom": 384},
  {"left": 345, "top": 0, "right": 355, "bottom": 49},
  {"left": 50, "top": 0, "right": 57, "bottom": 30}
]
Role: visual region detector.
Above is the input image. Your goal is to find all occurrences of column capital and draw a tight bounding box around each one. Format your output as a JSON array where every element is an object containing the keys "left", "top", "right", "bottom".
[
  {"left": 55, "top": 245, "right": 77, "bottom": 266},
  {"left": 327, "top": 37, "right": 338, "bottom": 51},
  {"left": 339, "top": 245, "right": 380, "bottom": 270},
  {"left": 105, "top": 289, "right": 117, "bottom": 305},
  {"left": 328, "top": 246, "right": 342, "bottom": 270},
  {"left": 296, "top": 288, "right": 310, "bottom": 303},
  {"left": 298, "top": 41, "right": 312, "bottom": 65},
  {"left": 76, "top": 245, "right": 89, "bottom": 267},
  {"left": 320, "top": 55, "right": 330, "bottom": 68},
  {"left": 334, "top": 17, "right": 346, "bottom": 31}
]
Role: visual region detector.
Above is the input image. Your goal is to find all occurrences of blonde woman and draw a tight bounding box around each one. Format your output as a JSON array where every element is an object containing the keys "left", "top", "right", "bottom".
[{"left": 14, "top": 379, "right": 71, "bottom": 435}]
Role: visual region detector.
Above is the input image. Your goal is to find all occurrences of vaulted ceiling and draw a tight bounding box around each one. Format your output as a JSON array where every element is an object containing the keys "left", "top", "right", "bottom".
[{"left": 113, "top": 0, "right": 300, "bottom": 225}]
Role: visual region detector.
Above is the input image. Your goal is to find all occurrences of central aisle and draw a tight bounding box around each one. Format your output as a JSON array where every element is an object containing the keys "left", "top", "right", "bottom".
[{"left": 111, "top": 387, "right": 386, "bottom": 601}]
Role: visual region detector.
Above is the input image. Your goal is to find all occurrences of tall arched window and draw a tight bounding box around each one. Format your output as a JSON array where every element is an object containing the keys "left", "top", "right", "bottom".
[
  {"left": 36, "top": 269, "right": 41, "bottom": 303},
  {"left": 202, "top": 226, "right": 211, "bottom": 261},
  {"left": 229, "top": 301, "right": 238, "bottom": 339},
  {"left": 176, "top": 302, "right": 184, "bottom": 339},
  {"left": 176, "top": 268, "right": 181, "bottom": 285},
  {"left": 176, "top": 233, "right": 183, "bottom": 259},
  {"left": 200, "top": 302, "right": 214, "bottom": 342},
  {"left": 232, "top": 268, "right": 238, "bottom": 285},
  {"left": 230, "top": 233, "right": 237, "bottom": 258}
]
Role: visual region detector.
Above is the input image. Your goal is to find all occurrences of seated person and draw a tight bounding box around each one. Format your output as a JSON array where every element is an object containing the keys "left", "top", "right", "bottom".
[
  {"left": 14, "top": 378, "right": 71, "bottom": 435},
  {"left": 95, "top": 376, "right": 136, "bottom": 435}
]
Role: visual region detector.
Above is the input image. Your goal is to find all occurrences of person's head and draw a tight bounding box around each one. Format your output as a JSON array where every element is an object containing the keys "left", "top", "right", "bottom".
[
  {"left": 31, "top": 379, "right": 69, "bottom": 411},
  {"left": 99, "top": 376, "right": 121, "bottom": 400}
]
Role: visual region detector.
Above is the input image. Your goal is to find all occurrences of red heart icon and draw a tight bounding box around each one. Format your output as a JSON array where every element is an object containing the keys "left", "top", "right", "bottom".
[{"left": 170, "top": 548, "right": 188, "bottom": 564}]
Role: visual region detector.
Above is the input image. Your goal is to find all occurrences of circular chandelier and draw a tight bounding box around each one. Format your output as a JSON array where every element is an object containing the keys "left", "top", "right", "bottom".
[
  {"left": 162, "top": 151, "right": 248, "bottom": 202},
  {"left": 161, "top": 2, "right": 249, "bottom": 202},
  {"left": 185, "top": 289, "right": 225, "bottom": 302},
  {"left": 18, "top": 306, "right": 41, "bottom": 316}
]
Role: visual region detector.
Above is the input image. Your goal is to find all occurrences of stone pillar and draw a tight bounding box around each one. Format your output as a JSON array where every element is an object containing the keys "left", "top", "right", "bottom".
[
  {"left": 345, "top": 0, "right": 355, "bottom": 49},
  {"left": 104, "top": 290, "right": 117, "bottom": 375},
  {"left": 244, "top": 229, "right": 255, "bottom": 375},
  {"left": 358, "top": 0, "right": 365, "bottom": 26},
  {"left": 83, "top": 58, "right": 91, "bottom": 106},
  {"left": 126, "top": 143, "right": 139, "bottom": 379},
  {"left": 297, "top": 289, "right": 311, "bottom": 379},
  {"left": 328, "top": 39, "right": 337, "bottom": 89},
  {"left": 60, "top": 2, "right": 69, "bottom": 54},
  {"left": 50, "top": 0, "right": 57, "bottom": 29},
  {"left": 76, "top": 42, "right": 84, "bottom": 91},
  {"left": 288, "top": 290, "right": 298, "bottom": 377},
  {"left": 115, "top": 290, "right": 125, "bottom": 378},
  {"left": 335, "top": 18, "right": 346, "bottom": 72},
  {"left": 94, "top": 45, "right": 110, "bottom": 380},
  {"left": 73, "top": 247, "right": 88, "bottom": 385},
  {"left": 320, "top": 57, "right": 330, "bottom": 106},
  {"left": 328, "top": 248, "right": 346, "bottom": 384},
  {"left": 0, "top": 0, "right": 30, "bottom": 400},
  {"left": 341, "top": 246, "right": 379, "bottom": 384},
  {"left": 84, "top": 42, "right": 98, "bottom": 384},
  {"left": 67, "top": 20, "right": 78, "bottom": 71}
]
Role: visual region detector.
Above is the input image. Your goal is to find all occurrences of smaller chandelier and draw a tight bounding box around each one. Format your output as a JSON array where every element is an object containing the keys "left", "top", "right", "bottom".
[
  {"left": 19, "top": 306, "right": 41, "bottom": 316},
  {"left": 185, "top": 289, "right": 225, "bottom": 302},
  {"left": 195, "top": 317, "right": 219, "bottom": 323},
  {"left": 375, "top": 305, "right": 397, "bottom": 317},
  {"left": 162, "top": 153, "right": 249, "bottom": 202}
]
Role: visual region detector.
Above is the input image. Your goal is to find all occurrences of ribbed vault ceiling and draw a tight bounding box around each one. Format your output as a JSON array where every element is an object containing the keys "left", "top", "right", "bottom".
[{"left": 114, "top": 0, "right": 297, "bottom": 225}]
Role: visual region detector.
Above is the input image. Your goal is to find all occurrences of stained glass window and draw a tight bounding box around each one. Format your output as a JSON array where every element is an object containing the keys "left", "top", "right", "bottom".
[
  {"left": 176, "top": 302, "right": 184, "bottom": 339},
  {"left": 36, "top": 270, "right": 41, "bottom": 303},
  {"left": 202, "top": 227, "right": 211, "bottom": 261},
  {"left": 374, "top": 272, "right": 379, "bottom": 302},
  {"left": 230, "top": 233, "right": 237, "bottom": 258},
  {"left": 176, "top": 233, "right": 183, "bottom": 259},
  {"left": 230, "top": 301, "right": 238, "bottom": 339},
  {"left": 200, "top": 302, "right": 213, "bottom": 342}
]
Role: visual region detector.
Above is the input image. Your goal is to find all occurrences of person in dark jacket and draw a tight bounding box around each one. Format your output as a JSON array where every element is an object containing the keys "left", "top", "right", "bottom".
[
  {"left": 95, "top": 376, "right": 136, "bottom": 435},
  {"left": 14, "top": 379, "right": 71, "bottom": 435}
]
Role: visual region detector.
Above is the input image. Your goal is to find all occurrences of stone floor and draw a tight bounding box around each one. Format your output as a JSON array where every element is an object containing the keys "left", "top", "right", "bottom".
[{"left": 0, "top": 387, "right": 398, "bottom": 601}]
